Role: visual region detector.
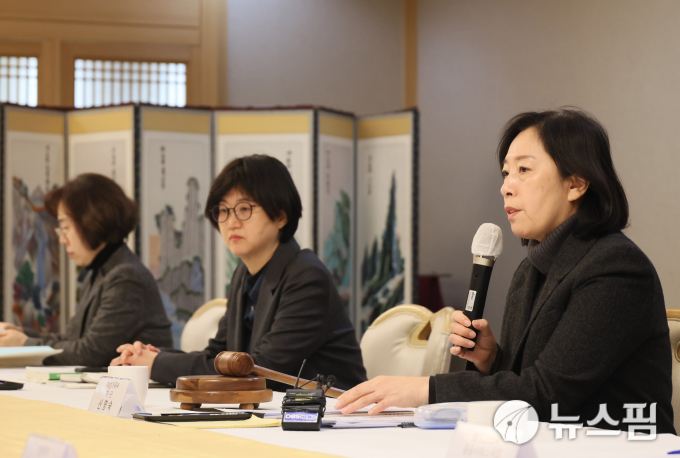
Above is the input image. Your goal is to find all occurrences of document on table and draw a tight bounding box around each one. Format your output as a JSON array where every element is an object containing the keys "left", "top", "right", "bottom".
[{"left": 0, "top": 346, "right": 62, "bottom": 367}]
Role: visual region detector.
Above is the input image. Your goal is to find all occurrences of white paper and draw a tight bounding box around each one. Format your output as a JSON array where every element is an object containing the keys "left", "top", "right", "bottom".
[
  {"left": 88, "top": 376, "right": 143, "bottom": 418},
  {"left": 22, "top": 433, "right": 78, "bottom": 458}
]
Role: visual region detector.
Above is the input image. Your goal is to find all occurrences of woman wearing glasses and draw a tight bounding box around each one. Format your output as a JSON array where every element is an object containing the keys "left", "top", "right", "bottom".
[
  {"left": 0, "top": 174, "right": 173, "bottom": 366},
  {"left": 113, "top": 155, "right": 367, "bottom": 390}
]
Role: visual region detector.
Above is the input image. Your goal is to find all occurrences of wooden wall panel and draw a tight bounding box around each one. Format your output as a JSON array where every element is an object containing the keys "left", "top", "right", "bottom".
[
  {"left": 0, "top": 0, "right": 200, "bottom": 28},
  {"left": 0, "top": 0, "right": 224, "bottom": 106}
]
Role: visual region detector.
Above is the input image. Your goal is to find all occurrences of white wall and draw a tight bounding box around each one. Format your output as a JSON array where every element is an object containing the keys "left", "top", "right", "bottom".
[
  {"left": 418, "top": 0, "right": 680, "bottom": 337},
  {"left": 227, "top": 0, "right": 404, "bottom": 115}
]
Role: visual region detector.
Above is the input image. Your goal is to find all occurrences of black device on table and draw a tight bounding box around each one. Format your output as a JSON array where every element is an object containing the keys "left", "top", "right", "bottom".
[
  {"left": 75, "top": 366, "right": 109, "bottom": 372},
  {"left": 0, "top": 380, "right": 23, "bottom": 390},
  {"left": 280, "top": 360, "right": 335, "bottom": 431},
  {"left": 132, "top": 412, "right": 252, "bottom": 422}
]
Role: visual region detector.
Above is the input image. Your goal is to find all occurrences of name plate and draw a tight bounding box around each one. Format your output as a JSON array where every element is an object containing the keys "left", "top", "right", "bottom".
[
  {"left": 22, "top": 433, "right": 77, "bottom": 458},
  {"left": 88, "top": 376, "right": 143, "bottom": 418},
  {"left": 448, "top": 422, "right": 536, "bottom": 458}
]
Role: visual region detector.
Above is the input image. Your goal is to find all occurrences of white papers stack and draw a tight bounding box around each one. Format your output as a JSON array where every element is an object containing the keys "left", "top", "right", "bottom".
[{"left": 25, "top": 366, "right": 80, "bottom": 382}]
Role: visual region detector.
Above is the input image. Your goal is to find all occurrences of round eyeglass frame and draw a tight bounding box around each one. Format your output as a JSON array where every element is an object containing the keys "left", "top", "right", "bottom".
[
  {"left": 211, "top": 203, "right": 259, "bottom": 224},
  {"left": 54, "top": 227, "right": 68, "bottom": 240}
]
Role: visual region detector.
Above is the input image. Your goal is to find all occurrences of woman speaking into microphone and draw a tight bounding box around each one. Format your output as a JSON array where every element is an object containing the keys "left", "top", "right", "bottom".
[{"left": 335, "top": 108, "right": 674, "bottom": 433}]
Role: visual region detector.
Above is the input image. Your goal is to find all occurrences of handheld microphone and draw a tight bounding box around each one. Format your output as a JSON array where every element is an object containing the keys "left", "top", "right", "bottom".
[{"left": 463, "top": 223, "right": 503, "bottom": 350}]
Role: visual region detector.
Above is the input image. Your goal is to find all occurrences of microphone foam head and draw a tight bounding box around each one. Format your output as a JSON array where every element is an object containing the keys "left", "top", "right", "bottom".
[{"left": 471, "top": 223, "right": 503, "bottom": 258}]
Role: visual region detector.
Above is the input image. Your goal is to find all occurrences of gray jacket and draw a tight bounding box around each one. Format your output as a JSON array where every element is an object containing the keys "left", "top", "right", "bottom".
[
  {"left": 25, "top": 244, "right": 173, "bottom": 366},
  {"left": 433, "top": 231, "right": 675, "bottom": 434}
]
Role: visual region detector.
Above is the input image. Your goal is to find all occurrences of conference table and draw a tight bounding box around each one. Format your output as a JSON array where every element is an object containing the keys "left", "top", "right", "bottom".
[{"left": 1, "top": 367, "right": 680, "bottom": 457}]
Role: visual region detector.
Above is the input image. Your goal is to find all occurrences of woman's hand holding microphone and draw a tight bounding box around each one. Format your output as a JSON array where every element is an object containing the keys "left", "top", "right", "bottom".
[{"left": 449, "top": 310, "right": 498, "bottom": 375}]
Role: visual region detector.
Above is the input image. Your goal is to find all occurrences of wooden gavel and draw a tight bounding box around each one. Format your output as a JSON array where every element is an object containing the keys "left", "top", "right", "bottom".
[{"left": 214, "top": 351, "right": 345, "bottom": 398}]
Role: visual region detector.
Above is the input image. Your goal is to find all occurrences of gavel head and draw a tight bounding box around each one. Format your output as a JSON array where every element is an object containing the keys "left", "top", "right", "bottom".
[{"left": 214, "top": 351, "right": 255, "bottom": 377}]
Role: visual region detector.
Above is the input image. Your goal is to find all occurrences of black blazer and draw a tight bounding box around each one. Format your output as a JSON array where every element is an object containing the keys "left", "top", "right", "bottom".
[
  {"left": 25, "top": 244, "right": 173, "bottom": 366},
  {"left": 151, "top": 239, "right": 367, "bottom": 390},
  {"left": 433, "top": 231, "right": 675, "bottom": 434}
]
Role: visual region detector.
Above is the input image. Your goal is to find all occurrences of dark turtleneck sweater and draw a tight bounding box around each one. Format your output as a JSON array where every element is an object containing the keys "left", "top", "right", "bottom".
[
  {"left": 525, "top": 214, "right": 578, "bottom": 306},
  {"left": 79, "top": 241, "right": 124, "bottom": 285},
  {"left": 527, "top": 214, "right": 578, "bottom": 276}
]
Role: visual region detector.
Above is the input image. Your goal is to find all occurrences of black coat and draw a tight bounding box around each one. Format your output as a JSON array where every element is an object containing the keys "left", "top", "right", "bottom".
[
  {"left": 433, "top": 231, "right": 675, "bottom": 434},
  {"left": 151, "top": 239, "right": 367, "bottom": 390}
]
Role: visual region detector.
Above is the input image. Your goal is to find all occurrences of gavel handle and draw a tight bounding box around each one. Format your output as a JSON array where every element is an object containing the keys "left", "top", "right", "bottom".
[{"left": 252, "top": 366, "right": 345, "bottom": 398}]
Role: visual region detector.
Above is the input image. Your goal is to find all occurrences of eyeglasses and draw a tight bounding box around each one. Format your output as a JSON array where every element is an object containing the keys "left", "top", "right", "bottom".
[
  {"left": 211, "top": 203, "right": 259, "bottom": 223},
  {"left": 54, "top": 227, "right": 69, "bottom": 240}
]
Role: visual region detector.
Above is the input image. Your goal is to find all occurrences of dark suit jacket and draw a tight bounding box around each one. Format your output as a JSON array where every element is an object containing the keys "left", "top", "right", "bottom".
[
  {"left": 433, "top": 231, "right": 675, "bottom": 434},
  {"left": 151, "top": 239, "right": 367, "bottom": 390},
  {"left": 24, "top": 244, "right": 173, "bottom": 366}
]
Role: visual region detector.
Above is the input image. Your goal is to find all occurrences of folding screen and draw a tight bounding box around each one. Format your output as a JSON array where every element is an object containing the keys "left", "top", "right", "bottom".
[
  {"left": 316, "top": 109, "right": 356, "bottom": 319},
  {"left": 355, "top": 109, "right": 419, "bottom": 334},
  {"left": 66, "top": 106, "right": 136, "bottom": 316},
  {"left": 1, "top": 105, "right": 66, "bottom": 333},
  {"left": 0, "top": 103, "right": 419, "bottom": 338},
  {"left": 138, "top": 106, "right": 213, "bottom": 347},
  {"left": 213, "top": 109, "right": 315, "bottom": 297}
]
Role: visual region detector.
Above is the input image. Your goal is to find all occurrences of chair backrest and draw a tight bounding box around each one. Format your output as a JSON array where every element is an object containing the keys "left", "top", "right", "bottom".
[
  {"left": 180, "top": 299, "right": 228, "bottom": 353},
  {"left": 360, "top": 304, "right": 454, "bottom": 379},
  {"left": 667, "top": 309, "right": 680, "bottom": 434}
]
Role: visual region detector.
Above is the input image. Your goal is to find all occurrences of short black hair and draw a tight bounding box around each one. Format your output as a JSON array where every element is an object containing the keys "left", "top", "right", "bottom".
[
  {"left": 497, "top": 108, "right": 629, "bottom": 238},
  {"left": 45, "top": 173, "right": 138, "bottom": 249},
  {"left": 205, "top": 154, "right": 302, "bottom": 243}
]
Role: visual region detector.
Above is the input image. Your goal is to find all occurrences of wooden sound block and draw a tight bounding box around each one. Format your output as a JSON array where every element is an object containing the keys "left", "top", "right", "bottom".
[
  {"left": 170, "top": 375, "right": 273, "bottom": 411},
  {"left": 176, "top": 374, "right": 266, "bottom": 391}
]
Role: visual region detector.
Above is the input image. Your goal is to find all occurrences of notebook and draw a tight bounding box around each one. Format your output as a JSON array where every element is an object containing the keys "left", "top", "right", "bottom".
[{"left": 0, "top": 346, "right": 63, "bottom": 367}]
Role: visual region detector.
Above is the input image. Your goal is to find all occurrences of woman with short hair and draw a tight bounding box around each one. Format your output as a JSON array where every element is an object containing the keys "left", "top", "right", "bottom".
[
  {"left": 0, "top": 173, "right": 173, "bottom": 366},
  {"left": 113, "top": 154, "right": 367, "bottom": 390},
  {"left": 335, "top": 109, "right": 675, "bottom": 434}
]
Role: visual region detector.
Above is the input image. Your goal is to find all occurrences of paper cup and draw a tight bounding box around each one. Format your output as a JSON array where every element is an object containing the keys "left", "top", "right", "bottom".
[{"left": 108, "top": 366, "right": 149, "bottom": 404}]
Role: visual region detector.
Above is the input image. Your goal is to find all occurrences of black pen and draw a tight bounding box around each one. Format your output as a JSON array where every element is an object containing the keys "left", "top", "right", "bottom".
[{"left": 398, "top": 422, "right": 417, "bottom": 428}]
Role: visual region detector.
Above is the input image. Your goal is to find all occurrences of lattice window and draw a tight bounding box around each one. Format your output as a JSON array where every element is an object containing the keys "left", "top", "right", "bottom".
[
  {"left": 74, "top": 59, "right": 187, "bottom": 108},
  {"left": 0, "top": 56, "right": 38, "bottom": 107}
]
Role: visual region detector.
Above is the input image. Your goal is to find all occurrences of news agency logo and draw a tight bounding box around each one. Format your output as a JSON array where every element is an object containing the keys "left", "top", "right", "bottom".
[{"left": 493, "top": 400, "right": 540, "bottom": 444}]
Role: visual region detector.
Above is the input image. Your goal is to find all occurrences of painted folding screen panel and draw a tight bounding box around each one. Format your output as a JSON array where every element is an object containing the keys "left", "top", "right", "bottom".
[
  {"left": 67, "top": 106, "right": 136, "bottom": 317},
  {"left": 139, "top": 106, "right": 213, "bottom": 348},
  {"left": 2, "top": 106, "right": 66, "bottom": 333},
  {"left": 316, "top": 110, "right": 355, "bottom": 320},
  {"left": 213, "top": 109, "right": 315, "bottom": 298},
  {"left": 355, "top": 109, "right": 419, "bottom": 335}
]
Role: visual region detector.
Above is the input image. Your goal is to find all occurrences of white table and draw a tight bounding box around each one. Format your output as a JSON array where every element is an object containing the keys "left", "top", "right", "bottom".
[{"left": 1, "top": 368, "right": 679, "bottom": 457}]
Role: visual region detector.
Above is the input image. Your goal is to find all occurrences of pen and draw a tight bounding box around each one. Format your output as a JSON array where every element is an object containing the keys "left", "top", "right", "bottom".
[{"left": 399, "top": 422, "right": 417, "bottom": 428}]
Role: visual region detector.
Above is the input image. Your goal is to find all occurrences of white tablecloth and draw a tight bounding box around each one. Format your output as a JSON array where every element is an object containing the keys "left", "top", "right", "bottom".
[{"left": 1, "top": 368, "right": 679, "bottom": 457}]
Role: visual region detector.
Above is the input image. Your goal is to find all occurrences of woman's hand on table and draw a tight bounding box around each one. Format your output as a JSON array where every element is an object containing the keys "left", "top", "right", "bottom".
[
  {"left": 333, "top": 376, "right": 429, "bottom": 415},
  {"left": 450, "top": 310, "right": 498, "bottom": 375},
  {"left": 110, "top": 341, "right": 160, "bottom": 371},
  {"left": 0, "top": 329, "right": 28, "bottom": 347}
]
